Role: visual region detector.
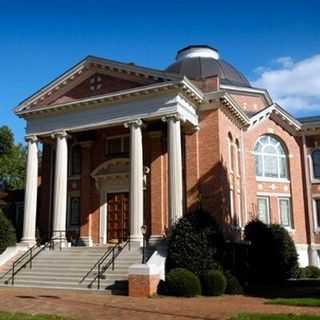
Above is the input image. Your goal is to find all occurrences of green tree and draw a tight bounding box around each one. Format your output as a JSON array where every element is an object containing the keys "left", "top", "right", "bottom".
[{"left": 0, "top": 126, "right": 26, "bottom": 190}]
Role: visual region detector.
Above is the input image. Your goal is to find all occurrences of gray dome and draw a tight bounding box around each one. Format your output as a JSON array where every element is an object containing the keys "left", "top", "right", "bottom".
[{"left": 165, "top": 45, "right": 251, "bottom": 88}]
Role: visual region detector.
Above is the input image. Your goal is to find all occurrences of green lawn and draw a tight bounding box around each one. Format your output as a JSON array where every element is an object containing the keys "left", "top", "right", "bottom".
[
  {"left": 0, "top": 312, "right": 71, "bottom": 320},
  {"left": 230, "top": 315, "right": 320, "bottom": 320},
  {"left": 267, "top": 298, "right": 320, "bottom": 308}
]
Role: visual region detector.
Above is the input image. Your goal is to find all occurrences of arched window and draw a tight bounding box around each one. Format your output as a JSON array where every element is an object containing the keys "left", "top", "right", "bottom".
[
  {"left": 254, "top": 135, "right": 288, "bottom": 179},
  {"left": 312, "top": 149, "right": 320, "bottom": 179}
]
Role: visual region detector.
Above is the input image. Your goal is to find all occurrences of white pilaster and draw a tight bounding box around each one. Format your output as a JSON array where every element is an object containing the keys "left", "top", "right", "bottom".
[
  {"left": 20, "top": 135, "right": 38, "bottom": 246},
  {"left": 162, "top": 115, "right": 184, "bottom": 226},
  {"left": 52, "top": 131, "right": 68, "bottom": 242},
  {"left": 124, "top": 119, "right": 144, "bottom": 245}
]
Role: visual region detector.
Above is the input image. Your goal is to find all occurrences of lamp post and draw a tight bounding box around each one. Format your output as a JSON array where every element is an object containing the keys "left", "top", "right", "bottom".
[{"left": 141, "top": 225, "right": 147, "bottom": 264}]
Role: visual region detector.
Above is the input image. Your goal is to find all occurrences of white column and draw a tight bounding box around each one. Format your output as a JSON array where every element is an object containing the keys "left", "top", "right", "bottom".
[
  {"left": 21, "top": 135, "right": 38, "bottom": 246},
  {"left": 125, "top": 119, "right": 144, "bottom": 245},
  {"left": 52, "top": 131, "right": 68, "bottom": 242},
  {"left": 163, "top": 115, "right": 183, "bottom": 226}
]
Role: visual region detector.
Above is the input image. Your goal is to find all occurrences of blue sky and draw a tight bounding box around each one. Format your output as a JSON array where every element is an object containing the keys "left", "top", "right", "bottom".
[{"left": 1, "top": 0, "right": 319, "bottom": 143}]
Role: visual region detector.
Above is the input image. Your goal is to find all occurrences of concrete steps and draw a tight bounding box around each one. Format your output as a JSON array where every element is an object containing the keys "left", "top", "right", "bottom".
[{"left": 0, "top": 245, "right": 142, "bottom": 293}]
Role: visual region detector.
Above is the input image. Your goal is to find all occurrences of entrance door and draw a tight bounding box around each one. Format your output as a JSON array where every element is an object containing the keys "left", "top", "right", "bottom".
[{"left": 107, "top": 192, "right": 129, "bottom": 242}]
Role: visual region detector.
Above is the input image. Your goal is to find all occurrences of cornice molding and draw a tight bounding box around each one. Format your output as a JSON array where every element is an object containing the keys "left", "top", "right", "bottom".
[{"left": 16, "top": 80, "right": 204, "bottom": 119}]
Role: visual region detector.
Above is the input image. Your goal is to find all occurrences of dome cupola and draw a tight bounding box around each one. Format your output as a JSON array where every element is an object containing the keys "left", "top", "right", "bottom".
[{"left": 165, "top": 45, "right": 251, "bottom": 88}]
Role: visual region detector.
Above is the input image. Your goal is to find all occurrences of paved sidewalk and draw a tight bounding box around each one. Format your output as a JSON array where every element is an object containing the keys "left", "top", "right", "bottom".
[{"left": 0, "top": 288, "right": 319, "bottom": 320}]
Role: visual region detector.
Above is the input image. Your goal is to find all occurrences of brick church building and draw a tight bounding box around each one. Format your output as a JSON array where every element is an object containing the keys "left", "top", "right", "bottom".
[{"left": 14, "top": 45, "right": 320, "bottom": 267}]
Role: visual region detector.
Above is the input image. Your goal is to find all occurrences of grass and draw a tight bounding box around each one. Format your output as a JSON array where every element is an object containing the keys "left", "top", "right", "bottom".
[
  {"left": 230, "top": 314, "right": 320, "bottom": 320},
  {"left": 267, "top": 298, "right": 320, "bottom": 308},
  {"left": 0, "top": 312, "right": 72, "bottom": 320}
]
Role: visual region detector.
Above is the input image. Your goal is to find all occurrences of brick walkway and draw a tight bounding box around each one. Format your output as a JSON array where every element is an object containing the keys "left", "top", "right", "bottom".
[{"left": 0, "top": 288, "right": 319, "bottom": 320}]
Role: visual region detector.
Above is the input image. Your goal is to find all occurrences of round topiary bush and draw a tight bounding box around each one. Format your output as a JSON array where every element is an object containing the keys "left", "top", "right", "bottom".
[
  {"left": 166, "top": 210, "right": 225, "bottom": 277},
  {"left": 166, "top": 268, "right": 201, "bottom": 297},
  {"left": 244, "top": 220, "right": 298, "bottom": 282},
  {"left": 224, "top": 271, "right": 243, "bottom": 295},
  {"left": 201, "top": 270, "right": 226, "bottom": 296},
  {"left": 0, "top": 209, "right": 16, "bottom": 254}
]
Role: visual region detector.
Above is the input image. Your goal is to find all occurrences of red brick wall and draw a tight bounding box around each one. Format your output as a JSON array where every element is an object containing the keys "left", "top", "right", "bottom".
[
  {"left": 230, "top": 93, "right": 267, "bottom": 115},
  {"left": 37, "top": 111, "right": 309, "bottom": 247},
  {"left": 243, "top": 118, "right": 307, "bottom": 243}
]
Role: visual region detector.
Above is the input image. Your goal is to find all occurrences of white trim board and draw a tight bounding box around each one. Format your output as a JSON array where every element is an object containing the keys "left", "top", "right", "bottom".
[{"left": 25, "top": 93, "right": 198, "bottom": 136}]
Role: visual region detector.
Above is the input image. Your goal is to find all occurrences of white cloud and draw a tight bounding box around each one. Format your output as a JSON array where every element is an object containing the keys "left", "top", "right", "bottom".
[
  {"left": 274, "top": 56, "right": 294, "bottom": 69},
  {"left": 252, "top": 54, "right": 320, "bottom": 116}
]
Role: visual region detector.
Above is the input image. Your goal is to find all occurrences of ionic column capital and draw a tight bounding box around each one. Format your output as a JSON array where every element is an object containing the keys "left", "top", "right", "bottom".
[
  {"left": 50, "top": 130, "right": 68, "bottom": 139},
  {"left": 124, "top": 119, "right": 144, "bottom": 128},
  {"left": 25, "top": 135, "right": 38, "bottom": 143},
  {"left": 161, "top": 114, "right": 185, "bottom": 123}
]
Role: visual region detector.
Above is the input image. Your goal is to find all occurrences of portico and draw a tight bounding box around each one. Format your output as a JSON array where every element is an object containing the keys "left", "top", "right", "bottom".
[{"left": 17, "top": 67, "right": 202, "bottom": 247}]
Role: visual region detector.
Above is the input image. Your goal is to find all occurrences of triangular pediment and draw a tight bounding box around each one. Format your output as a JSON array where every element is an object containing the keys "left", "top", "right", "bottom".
[
  {"left": 48, "top": 72, "right": 149, "bottom": 106},
  {"left": 248, "top": 104, "right": 302, "bottom": 135},
  {"left": 15, "top": 55, "right": 181, "bottom": 113}
]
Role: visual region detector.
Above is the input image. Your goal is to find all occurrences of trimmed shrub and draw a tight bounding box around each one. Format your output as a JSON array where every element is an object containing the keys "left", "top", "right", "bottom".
[
  {"left": 224, "top": 271, "right": 243, "bottom": 295},
  {"left": 298, "top": 266, "right": 320, "bottom": 279},
  {"left": 166, "top": 268, "right": 201, "bottom": 297},
  {"left": 201, "top": 270, "right": 226, "bottom": 296},
  {"left": 244, "top": 220, "right": 298, "bottom": 282},
  {"left": 0, "top": 209, "right": 16, "bottom": 254},
  {"left": 166, "top": 210, "right": 225, "bottom": 277}
]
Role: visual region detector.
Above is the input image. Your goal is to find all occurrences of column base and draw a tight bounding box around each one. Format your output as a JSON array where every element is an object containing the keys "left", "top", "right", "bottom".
[
  {"left": 148, "top": 235, "right": 164, "bottom": 246},
  {"left": 19, "top": 238, "right": 36, "bottom": 248},
  {"left": 79, "top": 236, "right": 93, "bottom": 247},
  {"left": 130, "top": 235, "right": 143, "bottom": 247}
]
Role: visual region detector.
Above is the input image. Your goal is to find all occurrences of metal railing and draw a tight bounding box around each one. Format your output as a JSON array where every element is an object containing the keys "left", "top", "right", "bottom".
[
  {"left": 80, "top": 236, "right": 130, "bottom": 290},
  {"left": 8, "top": 230, "right": 66, "bottom": 286},
  {"left": 97, "top": 240, "right": 129, "bottom": 290}
]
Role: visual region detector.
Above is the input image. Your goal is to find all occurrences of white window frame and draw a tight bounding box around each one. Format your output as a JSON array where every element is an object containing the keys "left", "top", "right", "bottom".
[
  {"left": 254, "top": 135, "right": 289, "bottom": 182},
  {"left": 256, "top": 196, "right": 270, "bottom": 224},
  {"left": 308, "top": 151, "right": 320, "bottom": 184},
  {"left": 313, "top": 198, "right": 320, "bottom": 232},
  {"left": 105, "top": 134, "right": 129, "bottom": 155},
  {"left": 278, "top": 197, "right": 293, "bottom": 230}
]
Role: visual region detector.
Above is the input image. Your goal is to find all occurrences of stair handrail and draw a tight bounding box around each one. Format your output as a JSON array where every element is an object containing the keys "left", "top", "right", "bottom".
[
  {"left": 80, "top": 229, "right": 130, "bottom": 288},
  {"left": 96, "top": 240, "right": 129, "bottom": 290},
  {"left": 79, "top": 246, "right": 113, "bottom": 284},
  {"left": 10, "top": 242, "right": 43, "bottom": 285},
  {"left": 7, "top": 230, "right": 66, "bottom": 285}
]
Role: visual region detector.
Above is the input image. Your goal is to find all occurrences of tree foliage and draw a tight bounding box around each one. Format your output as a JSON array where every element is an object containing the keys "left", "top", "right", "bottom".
[
  {"left": 244, "top": 220, "right": 298, "bottom": 282},
  {"left": 0, "top": 126, "right": 26, "bottom": 190},
  {"left": 0, "top": 209, "right": 16, "bottom": 253},
  {"left": 166, "top": 210, "right": 225, "bottom": 276}
]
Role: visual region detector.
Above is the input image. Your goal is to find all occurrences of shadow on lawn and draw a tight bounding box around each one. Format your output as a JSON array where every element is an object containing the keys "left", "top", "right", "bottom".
[{"left": 245, "top": 280, "right": 320, "bottom": 299}]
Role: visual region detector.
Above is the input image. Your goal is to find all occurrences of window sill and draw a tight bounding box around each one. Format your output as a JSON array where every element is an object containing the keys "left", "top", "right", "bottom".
[
  {"left": 284, "top": 227, "right": 295, "bottom": 233},
  {"left": 256, "top": 177, "right": 290, "bottom": 183},
  {"left": 311, "top": 179, "right": 320, "bottom": 184}
]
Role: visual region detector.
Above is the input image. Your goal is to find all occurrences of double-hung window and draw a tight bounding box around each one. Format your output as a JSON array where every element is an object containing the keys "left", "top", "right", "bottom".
[
  {"left": 278, "top": 197, "right": 293, "bottom": 228},
  {"left": 257, "top": 196, "right": 270, "bottom": 224}
]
